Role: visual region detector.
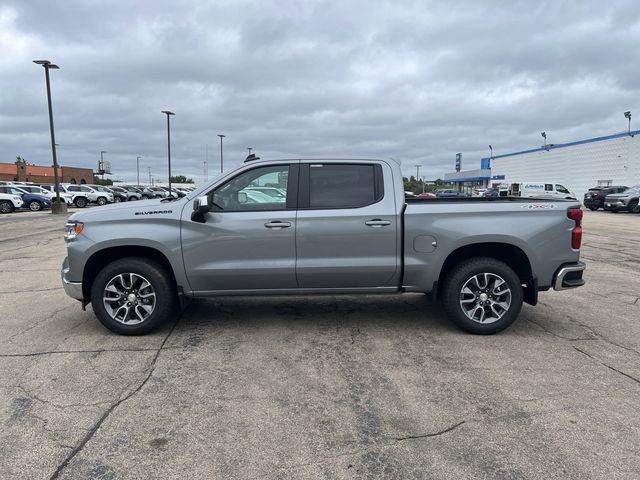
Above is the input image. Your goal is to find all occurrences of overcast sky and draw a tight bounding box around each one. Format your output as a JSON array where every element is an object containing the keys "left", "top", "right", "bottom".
[{"left": 1, "top": 0, "right": 638, "bottom": 183}]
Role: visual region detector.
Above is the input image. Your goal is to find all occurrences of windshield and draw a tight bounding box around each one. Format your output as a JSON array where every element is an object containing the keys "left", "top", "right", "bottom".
[
  {"left": 94, "top": 186, "right": 110, "bottom": 192},
  {"left": 623, "top": 185, "right": 640, "bottom": 194}
]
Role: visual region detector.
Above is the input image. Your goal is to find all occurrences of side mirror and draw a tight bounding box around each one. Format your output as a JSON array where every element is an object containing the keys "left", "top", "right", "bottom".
[
  {"left": 191, "top": 195, "right": 210, "bottom": 223},
  {"left": 238, "top": 191, "right": 248, "bottom": 204}
]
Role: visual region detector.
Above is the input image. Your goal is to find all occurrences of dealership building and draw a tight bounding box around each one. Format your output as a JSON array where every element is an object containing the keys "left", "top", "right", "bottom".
[
  {"left": 0, "top": 157, "right": 94, "bottom": 185},
  {"left": 445, "top": 129, "right": 640, "bottom": 199}
]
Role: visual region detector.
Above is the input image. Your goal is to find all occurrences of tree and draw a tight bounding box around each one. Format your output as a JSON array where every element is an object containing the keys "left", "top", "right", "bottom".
[
  {"left": 170, "top": 175, "right": 194, "bottom": 183},
  {"left": 93, "top": 176, "right": 113, "bottom": 185}
]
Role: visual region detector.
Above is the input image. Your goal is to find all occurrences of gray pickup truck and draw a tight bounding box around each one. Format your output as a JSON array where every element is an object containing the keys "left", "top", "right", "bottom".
[{"left": 61, "top": 158, "right": 585, "bottom": 335}]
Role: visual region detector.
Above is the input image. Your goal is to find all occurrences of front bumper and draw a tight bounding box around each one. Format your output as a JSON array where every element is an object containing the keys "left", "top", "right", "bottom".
[
  {"left": 61, "top": 257, "right": 83, "bottom": 301},
  {"left": 553, "top": 262, "right": 586, "bottom": 290},
  {"left": 604, "top": 201, "right": 628, "bottom": 211}
]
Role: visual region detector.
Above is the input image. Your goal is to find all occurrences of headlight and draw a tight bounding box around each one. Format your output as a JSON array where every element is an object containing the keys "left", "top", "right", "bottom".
[{"left": 64, "top": 221, "right": 84, "bottom": 241}]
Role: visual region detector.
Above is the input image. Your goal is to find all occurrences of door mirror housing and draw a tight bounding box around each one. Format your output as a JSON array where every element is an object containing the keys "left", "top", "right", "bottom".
[
  {"left": 238, "top": 191, "right": 248, "bottom": 204},
  {"left": 191, "top": 195, "right": 211, "bottom": 223}
]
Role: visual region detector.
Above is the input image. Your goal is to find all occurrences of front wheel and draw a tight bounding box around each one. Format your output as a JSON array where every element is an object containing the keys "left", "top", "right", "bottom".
[
  {"left": 587, "top": 205, "right": 598, "bottom": 211},
  {"left": 96, "top": 197, "right": 107, "bottom": 206},
  {"left": 114, "top": 196, "right": 122, "bottom": 203},
  {"left": 629, "top": 200, "right": 639, "bottom": 214},
  {"left": 441, "top": 257, "right": 523, "bottom": 334},
  {"left": 90, "top": 257, "right": 177, "bottom": 335},
  {"left": 74, "top": 197, "right": 88, "bottom": 208}
]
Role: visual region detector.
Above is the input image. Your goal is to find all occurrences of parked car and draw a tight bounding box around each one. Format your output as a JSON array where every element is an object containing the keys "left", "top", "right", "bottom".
[
  {"left": 604, "top": 185, "right": 640, "bottom": 213},
  {"left": 436, "top": 189, "right": 467, "bottom": 198},
  {"left": 149, "top": 187, "right": 170, "bottom": 198},
  {"left": 507, "top": 182, "right": 576, "bottom": 200},
  {"left": 119, "top": 187, "right": 143, "bottom": 201},
  {"left": 245, "top": 186, "right": 286, "bottom": 200},
  {"left": 0, "top": 185, "right": 51, "bottom": 211},
  {"left": 64, "top": 184, "right": 114, "bottom": 207},
  {"left": 139, "top": 187, "right": 158, "bottom": 199},
  {"left": 157, "top": 187, "right": 179, "bottom": 199},
  {"left": 483, "top": 188, "right": 500, "bottom": 197},
  {"left": 416, "top": 192, "right": 436, "bottom": 199},
  {"left": 61, "top": 158, "right": 584, "bottom": 336},
  {"left": 21, "top": 185, "right": 74, "bottom": 205},
  {"left": 584, "top": 185, "right": 629, "bottom": 211},
  {"left": 0, "top": 192, "right": 24, "bottom": 213},
  {"left": 106, "top": 187, "right": 128, "bottom": 203},
  {"left": 472, "top": 188, "right": 487, "bottom": 197}
]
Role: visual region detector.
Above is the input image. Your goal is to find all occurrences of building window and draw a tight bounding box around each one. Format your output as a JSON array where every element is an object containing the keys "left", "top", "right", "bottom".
[
  {"left": 70, "top": 178, "right": 77, "bottom": 184},
  {"left": 80, "top": 179, "right": 86, "bottom": 184}
]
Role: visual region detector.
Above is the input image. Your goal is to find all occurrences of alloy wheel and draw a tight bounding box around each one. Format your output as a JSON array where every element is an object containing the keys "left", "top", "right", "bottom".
[
  {"left": 459, "top": 272, "right": 512, "bottom": 324},
  {"left": 102, "top": 273, "right": 156, "bottom": 325}
]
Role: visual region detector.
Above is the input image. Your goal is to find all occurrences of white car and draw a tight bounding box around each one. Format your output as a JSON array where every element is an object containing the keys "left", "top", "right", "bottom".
[
  {"left": 0, "top": 193, "right": 24, "bottom": 214},
  {"left": 64, "top": 184, "right": 114, "bottom": 207},
  {"left": 21, "top": 185, "right": 74, "bottom": 205}
]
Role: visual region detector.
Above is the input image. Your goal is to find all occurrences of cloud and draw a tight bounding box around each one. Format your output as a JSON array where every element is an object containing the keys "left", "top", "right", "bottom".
[{"left": 0, "top": 0, "right": 638, "bottom": 182}]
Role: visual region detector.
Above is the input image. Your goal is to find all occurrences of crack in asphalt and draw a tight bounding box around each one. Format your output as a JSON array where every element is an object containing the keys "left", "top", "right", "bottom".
[
  {"left": 48, "top": 317, "right": 181, "bottom": 480},
  {"left": 0, "top": 286, "right": 63, "bottom": 294},
  {"left": 0, "top": 345, "right": 182, "bottom": 358},
  {"left": 573, "top": 347, "right": 640, "bottom": 386},
  {"left": 392, "top": 420, "right": 466, "bottom": 441}
]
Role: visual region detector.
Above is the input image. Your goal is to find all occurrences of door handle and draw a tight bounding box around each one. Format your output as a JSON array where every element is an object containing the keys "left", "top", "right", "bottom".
[
  {"left": 265, "top": 221, "right": 292, "bottom": 229},
  {"left": 365, "top": 219, "right": 391, "bottom": 227}
]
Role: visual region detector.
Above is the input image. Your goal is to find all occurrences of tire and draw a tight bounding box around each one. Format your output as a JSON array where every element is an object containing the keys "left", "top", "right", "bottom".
[
  {"left": 587, "top": 205, "right": 598, "bottom": 211},
  {"left": 28, "top": 200, "right": 43, "bottom": 211},
  {"left": 629, "top": 200, "right": 639, "bottom": 214},
  {"left": 74, "top": 197, "right": 88, "bottom": 208},
  {"left": 90, "top": 257, "right": 177, "bottom": 335},
  {"left": 0, "top": 200, "right": 14, "bottom": 214},
  {"left": 441, "top": 257, "right": 524, "bottom": 334},
  {"left": 114, "top": 196, "right": 122, "bottom": 203},
  {"left": 128, "top": 196, "right": 137, "bottom": 201},
  {"left": 96, "top": 197, "right": 107, "bottom": 206}
]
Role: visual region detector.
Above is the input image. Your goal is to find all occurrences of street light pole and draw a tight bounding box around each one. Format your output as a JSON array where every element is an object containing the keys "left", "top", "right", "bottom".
[
  {"left": 162, "top": 111, "right": 175, "bottom": 195},
  {"left": 136, "top": 156, "right": 142, "bottom": 186},
  {"left": 33, "top": 59, "right": 66, "bottom": 214},
  {"left": 100, "top": 150, "right": 107, "bottom": 182},
  {"left": 148, "top": 166, "right": 152, "bottom": 185},
  {"left": 541, "top": 132, "right": 547, "bottom": 150},
  {"left": 218, "top": 134, "right": 225, "bottom": 173},
  {"left": 247, "top": 147, "right": 252, "bottom": 155},
  {"left": 624, "top": 111, "right": 632, "bottom": 135}
]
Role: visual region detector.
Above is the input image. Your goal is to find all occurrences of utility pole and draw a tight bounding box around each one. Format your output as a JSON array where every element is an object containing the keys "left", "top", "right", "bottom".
[
  {"left": 100, "top": 150, "right": 107, "bottom": 182},
  {"left": 624, "top": 111, "right": 632, "bottom": 135},
  {"left": 161, "top": 110, "right": 175, "bottom": 195},
  {"left": 148, "top": 166, "right": 152, "bottom": 185},
  {"left": 136, "top": 156, "right": 141, "bottom": 186},
  {"left": 204, "top": 144, "right": 208, "bottom": 182},
  {"left": 541, "top": 132, "right": 547, "bottom": 150},
  {"left": 218, "top": 134, "right": 225, "bottom": 173},
  {"left": 33, "top": 59, "right": 66, "bottom": 214},
  {"left": 414, "top": 164, "right": 421, "bottom": 180}
]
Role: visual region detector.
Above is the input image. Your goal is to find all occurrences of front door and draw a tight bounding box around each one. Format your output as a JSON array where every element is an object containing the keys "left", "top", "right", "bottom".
[
  {"left": 182, "top": 163, "right": 298, "bottom": 292},
  {"left": 295, "top": 162, "right": 399, "bottom": 288}
]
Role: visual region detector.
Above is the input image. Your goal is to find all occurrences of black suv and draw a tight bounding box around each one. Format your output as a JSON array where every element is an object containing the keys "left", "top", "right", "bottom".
[{"left": 583, "top": 185, "right": 628, "bottom": 211}]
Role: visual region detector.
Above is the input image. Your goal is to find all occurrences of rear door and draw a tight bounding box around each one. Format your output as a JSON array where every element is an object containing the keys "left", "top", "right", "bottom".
[
  {"left": 295, "top": 161, "right": 398, "bottom": 288},
  {"left": 181, "top": 163, "right": 299, "bottom": 292}
]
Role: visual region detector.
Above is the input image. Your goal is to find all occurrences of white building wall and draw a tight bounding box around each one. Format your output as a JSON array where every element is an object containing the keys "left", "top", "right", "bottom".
[{"left": 490, "top": 134, "right": 640, "bottom": 200}]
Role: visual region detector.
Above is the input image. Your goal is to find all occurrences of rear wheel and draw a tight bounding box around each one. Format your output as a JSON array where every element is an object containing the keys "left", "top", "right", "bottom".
[
  {"left": 90, "top": 257, "right": 177, "bottom": 335},
  {"left": 114, "top": 196, "right": 122, "bottom": 203},
  {"left": 96, "top": 196, "right": 107, "bottom": 206},
  {"left": 442, "top": 257, "right": 523, "bottom": 334},
  {"left": 128, "top": 196, "right": 138, "bottom": 201},
  {"left": 0, "top": 200, "right": 14, "bottom": 214},
  {"left": 74, "top": 197, "right": 88, "bottom": 208},
  {"left": 28, "top": 200, "right": 43, "bottom": 211},
  {"left": 629, "top": 200, "right": 639, "bottom": 214}
]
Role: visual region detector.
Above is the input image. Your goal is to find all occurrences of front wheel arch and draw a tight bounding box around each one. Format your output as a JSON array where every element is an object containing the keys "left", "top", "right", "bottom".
[{"left": 82, "top": 245, "right": 179, "bottom": 302}]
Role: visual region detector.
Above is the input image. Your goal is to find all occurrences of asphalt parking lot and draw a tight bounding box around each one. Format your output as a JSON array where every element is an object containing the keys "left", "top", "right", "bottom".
[{"left": 0, "top": 209, "right": 638, "bottom": 479}]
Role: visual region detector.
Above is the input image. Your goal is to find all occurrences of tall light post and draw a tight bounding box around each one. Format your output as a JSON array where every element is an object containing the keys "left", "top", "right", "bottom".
[
  {"left": 33, "top": 59, "right": 66, "bottom": 214},
  {"left": 489, "top": 145, "right": 493, "bottom": 162},
  {"left": 136, "top": 156, "right": 142, "bottom": 186},
  {"left": 541, "top": 132, "right": 547, "bottom": 150},
  {"left": 247, "top": 147, "right": 252, "bottom": 155},
  {"left": 148, "top": 166, "right": 152, "bottom": 185},
  {"left": 99, "top": 150, "right": 107, "bottom": 182},
  {"left": 218, "top": 134, "right": 225, "bottom": 173},
  {"left": 161, "top": 111, "right": 175, "bottom": 195},
  {"left": 624, "top": 111, "right": 632, "bottom": 135}
]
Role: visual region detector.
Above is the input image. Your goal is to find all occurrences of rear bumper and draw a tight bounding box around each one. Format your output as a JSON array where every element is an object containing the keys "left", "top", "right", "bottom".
[
  {"left": 61, "top": 257, "right": 83, "bottom": 301},
  {"left": 553, "top": 262, "right": 586, "bottom": 290},
  {"left": 583, "top": 198, "right": 602, "bottom": 208}
]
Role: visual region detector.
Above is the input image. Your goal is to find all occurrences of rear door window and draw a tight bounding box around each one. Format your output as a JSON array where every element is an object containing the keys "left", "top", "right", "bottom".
[{"left": 305, "top": 164, "right": 383, "bottom": 209}]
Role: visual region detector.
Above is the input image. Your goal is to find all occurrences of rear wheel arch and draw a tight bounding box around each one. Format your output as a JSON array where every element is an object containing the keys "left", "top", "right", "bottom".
[
  {"left": 438, "top": 242, "right": 533, "bottom": 293},
  {"left": 82, "top": 246, "right": 179, "bottom": 301}
]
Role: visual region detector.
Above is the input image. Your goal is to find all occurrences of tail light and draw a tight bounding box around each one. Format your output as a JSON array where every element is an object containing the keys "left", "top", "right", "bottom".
[{"left": 567, "top": 207, "right": 583, "bottom": 249}]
